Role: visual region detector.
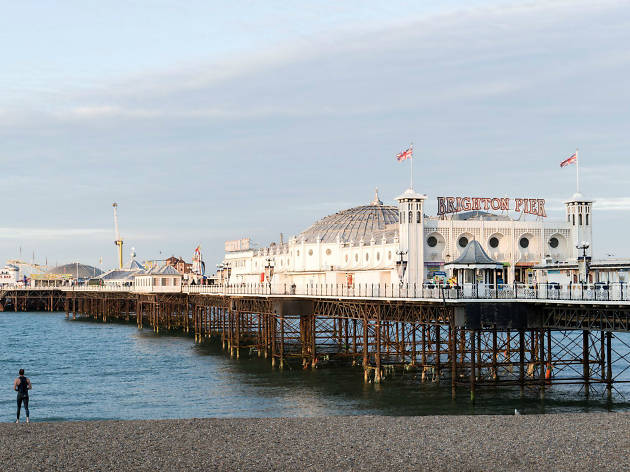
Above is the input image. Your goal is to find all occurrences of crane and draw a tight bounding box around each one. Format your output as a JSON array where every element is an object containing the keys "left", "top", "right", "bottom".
[{"left": 113, "top": 203, "right": 124, "bottom": 269}]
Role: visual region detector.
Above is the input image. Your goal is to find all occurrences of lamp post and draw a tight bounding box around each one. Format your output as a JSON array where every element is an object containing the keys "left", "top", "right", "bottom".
[
  {"left": 395, "top": 250, "right": 408, "bottom": 286},
  {"left": 576, "top": 241, "right": 590, "bottom": 283}
]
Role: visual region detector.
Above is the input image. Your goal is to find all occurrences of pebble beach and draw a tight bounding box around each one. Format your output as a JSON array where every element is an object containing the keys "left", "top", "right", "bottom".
[{"left": 1, "top": 413, "right": 629, "bottom": 471}]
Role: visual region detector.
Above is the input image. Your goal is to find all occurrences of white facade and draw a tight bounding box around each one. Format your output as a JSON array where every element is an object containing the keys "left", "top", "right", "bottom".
[
  {"left": 0, "top": 265, "right": 19, "bottom": 286},
  {"left": 134, "top": 265, "right": 183, "bottom": 293},
  {"left": 222, "top": 188, "right": 593, "bottom": 288}
]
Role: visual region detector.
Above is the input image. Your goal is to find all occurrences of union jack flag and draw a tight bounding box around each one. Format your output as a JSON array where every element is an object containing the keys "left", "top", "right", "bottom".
[
  {"left": 396, "top": 144, "right": 413, "bottom": 162},
  {"left": 560, "top": 152, "right": 577, "bottom": 167}
]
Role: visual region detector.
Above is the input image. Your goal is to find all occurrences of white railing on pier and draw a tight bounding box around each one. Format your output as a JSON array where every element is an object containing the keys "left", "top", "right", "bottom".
[{"left": 3, "top": 282, "right": 630, "bottom": 302}]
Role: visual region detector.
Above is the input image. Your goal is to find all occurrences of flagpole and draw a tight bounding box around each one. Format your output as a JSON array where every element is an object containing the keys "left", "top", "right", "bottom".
[
  {"left": 576, "top": 148, "right": 579, "bottom": 194},
  {"left": 410, "top": 143, "right": 414, "bottom": 189}
]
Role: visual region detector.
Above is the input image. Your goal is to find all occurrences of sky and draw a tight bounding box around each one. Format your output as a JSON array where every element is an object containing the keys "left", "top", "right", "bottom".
[{"left": 1, "top": 0, "right": 630, "bottom": 271}]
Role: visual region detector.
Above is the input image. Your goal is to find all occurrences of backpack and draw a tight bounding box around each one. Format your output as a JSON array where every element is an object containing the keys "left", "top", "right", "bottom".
[{"left": 17, "top": 376, "right": 28, "bottom": 395}]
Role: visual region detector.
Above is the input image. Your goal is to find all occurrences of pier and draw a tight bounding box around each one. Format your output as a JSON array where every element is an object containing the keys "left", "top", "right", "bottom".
[{"left": 2, "top": 283, "right": 630, "bottom": 399}]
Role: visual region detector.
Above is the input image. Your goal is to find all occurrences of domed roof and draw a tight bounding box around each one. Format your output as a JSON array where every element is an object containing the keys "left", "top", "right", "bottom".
[
  {"left": 46, "top": 263, "right": 103, "bottom": 278},
  {"left": 298, "top": 189, "right": 399, "bottom": 243},
  {"left": 565, "top": 192, "right": 593, "bottom": 203}
]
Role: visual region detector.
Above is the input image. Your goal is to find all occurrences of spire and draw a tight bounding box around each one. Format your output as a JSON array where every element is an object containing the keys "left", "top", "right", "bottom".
[{"left": 371, "top": 187, "right": 383, "bottom": 206}]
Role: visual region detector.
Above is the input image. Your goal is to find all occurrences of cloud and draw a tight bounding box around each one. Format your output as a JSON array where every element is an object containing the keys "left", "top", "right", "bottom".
[
  {"left": 1, "top": 0, "right": 630, "bottom": 266},
  {"left": 593, "top": 198, "right": 630, "bottom": 211}
]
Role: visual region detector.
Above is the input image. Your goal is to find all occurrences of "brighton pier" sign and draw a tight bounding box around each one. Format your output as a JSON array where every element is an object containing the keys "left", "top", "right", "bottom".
[{"left": 437, "top": 197, "right": 547, "bottom": 217}]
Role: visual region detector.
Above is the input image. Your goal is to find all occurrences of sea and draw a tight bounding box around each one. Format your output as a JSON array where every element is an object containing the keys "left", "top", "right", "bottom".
[{"left": 1, "top": 312, "right": 629, "bottom": 422}]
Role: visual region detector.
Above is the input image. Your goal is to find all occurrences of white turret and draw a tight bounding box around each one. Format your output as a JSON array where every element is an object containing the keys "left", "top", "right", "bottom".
[
  {"left": 564, "top": 192, "right": 594, "bottom": 259},
  {"left": 396, "top": 187, "right": 427, "bottom": 286}
]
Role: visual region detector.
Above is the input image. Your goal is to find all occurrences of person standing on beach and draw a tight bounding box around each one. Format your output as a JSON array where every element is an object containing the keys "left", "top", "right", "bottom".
[{"left": 13, "top": 368, "right": 32, "bottom": 423}]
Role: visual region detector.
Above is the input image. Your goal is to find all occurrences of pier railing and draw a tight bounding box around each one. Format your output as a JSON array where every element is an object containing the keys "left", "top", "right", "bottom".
[
  {"left": 5, "top": 282, "right": 630, "bottom": 302},
  {"left": 184, "top": 281, "right": 630, "bottom": 302}
]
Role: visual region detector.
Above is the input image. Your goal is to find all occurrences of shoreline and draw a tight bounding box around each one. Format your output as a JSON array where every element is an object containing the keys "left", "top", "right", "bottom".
[{"left": 2, "top": 413, "right": 629, "bottom": 471}]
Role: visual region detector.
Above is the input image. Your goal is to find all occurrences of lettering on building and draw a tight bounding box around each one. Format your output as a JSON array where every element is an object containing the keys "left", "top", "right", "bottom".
[{"left": 437, "top": 197, "right": 547, "bottom": 217}]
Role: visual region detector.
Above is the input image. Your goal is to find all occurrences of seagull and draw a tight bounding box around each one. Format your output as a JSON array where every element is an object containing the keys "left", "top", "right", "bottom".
[{"left": 514, "top": 409, "right": 521, "bottom": 415}]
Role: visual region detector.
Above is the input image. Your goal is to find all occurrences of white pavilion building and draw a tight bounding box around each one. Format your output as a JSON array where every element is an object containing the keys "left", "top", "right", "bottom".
[{"left": 221, "top": 187, "right": 593, "bottom": 289}]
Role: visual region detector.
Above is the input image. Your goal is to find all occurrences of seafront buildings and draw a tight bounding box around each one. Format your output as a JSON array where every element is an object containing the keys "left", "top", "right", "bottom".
[{"left": 221, "top": 186, "right": 601, "bottom": 288}]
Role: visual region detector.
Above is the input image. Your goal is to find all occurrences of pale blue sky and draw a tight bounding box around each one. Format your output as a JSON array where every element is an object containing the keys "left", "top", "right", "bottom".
[{"left": 1, "top": 0, "right": 629, "bottom": 269}]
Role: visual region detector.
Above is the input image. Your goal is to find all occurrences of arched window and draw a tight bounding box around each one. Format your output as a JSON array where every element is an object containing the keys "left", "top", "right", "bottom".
[
  {"left": 408, "top": 211, "right": 413, "bottom": 223},
  {"left": 579, "top": 214, "right": 583, "bottom": 225},
  {"left": 416, "top": 212, "right": 421, "bottom": 223}
]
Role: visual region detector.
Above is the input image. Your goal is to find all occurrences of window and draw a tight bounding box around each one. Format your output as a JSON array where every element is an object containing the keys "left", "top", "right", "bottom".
[
  {"left": 376, "top": 252, "right": 380, "bottom": 261},
  {"left": 458, "top": 236, "right": 468, "bottom": 248},
  {"left": 325, "top": 249, "right": 332, "bottom": 255},
  {"left": 388, "top": 251, "right": 392, "bottom": 260},
  {"left": 489, "top": 237, "right": 499, "bottom": 248},
  {"left": 297, "top": 250, "right": 300, "bottom": 256},
  {"left": 572, "top": 214, "right": 575, "bottom": 225},
  {"left": 586, "top": 214, "right": 589, "bottom": 225},
  {"left": 345, "top": 255, "right": 349, "bottom": 262},
  {"left": 416, "top": 212, "right": 421, "bottom": 223},
  {"left": 427, "top": 236, "right": 437, "bottom": 247},
  {"left": 519, "top": 237, "right": 530, "bottom": 249},
  {"left": 354, "top": 254, "right": 358, "bottom": 262},
  {"left": 568, "top": 214, "right": 571, "bottom": 223},
  {"left": 408, "top": 211, "right": 413, "bottom": 223},
  {"left": 549, "top": 237, "right": 559, "bottom": 249},
  {"left": 579, "top": 214, "right": 583, "bottom": 225},
  {"left": 365, "top": 253, "right": 369, "bottom": 261},
  {"left": 308, "top": 249, "right": 313, "bottom": 256}
]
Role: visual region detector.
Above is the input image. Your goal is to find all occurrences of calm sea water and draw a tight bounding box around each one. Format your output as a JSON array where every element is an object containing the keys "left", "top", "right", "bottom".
[{"left": 1, "top": 312, "right": 628, "bottom": 422}]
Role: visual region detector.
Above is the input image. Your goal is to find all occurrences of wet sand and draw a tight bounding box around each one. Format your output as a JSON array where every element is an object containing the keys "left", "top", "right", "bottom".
[{"left": 1, "top": 413, "right": 629, "bottom": 471}]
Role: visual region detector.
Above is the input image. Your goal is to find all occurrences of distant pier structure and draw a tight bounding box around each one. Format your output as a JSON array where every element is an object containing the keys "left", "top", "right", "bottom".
[{"left": 2, "top": 284, "right": 630, "bottom": 400}]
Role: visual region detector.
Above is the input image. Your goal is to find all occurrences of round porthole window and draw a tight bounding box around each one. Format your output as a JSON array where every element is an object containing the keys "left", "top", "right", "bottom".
[
  {"left": 458, "top": 236, "right": 469, "bottom": 248},
  {"left": 549, "top": 237, "right": 559, "bottom": 249},
  {"left": 489, "top": 237, "right": 499, "bottom": 248},
  {"left": 427, "top": 236, "right": 437, "bottom": 247},
  {"left": 325, "top": 249, "right": 332, "bottom": 256},
  {"left": 519, "top": 237, "right": 530, "bottom": 249}
]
